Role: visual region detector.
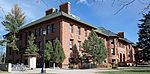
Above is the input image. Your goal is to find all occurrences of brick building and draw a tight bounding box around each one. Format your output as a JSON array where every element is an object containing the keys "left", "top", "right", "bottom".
[{"left": 6, "top": 2, "right": 141, "bottom": 68}]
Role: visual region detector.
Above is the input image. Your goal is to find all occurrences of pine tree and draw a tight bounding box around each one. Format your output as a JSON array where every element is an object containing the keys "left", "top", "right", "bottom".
[
  {"left": 82, "top": 29, "right": 107, "bottom": 64},
  {"left": 137, "top": 11, "right": 150, "bottom": 62},
  {"left": 26, "top": 33, "right": 38, "bottom": 55},
  {"left": 53, "top": 38, "right": 65, "bottom": 67},
  {"left": 45, "top": 41, "right": 53, "bottom": 66},
  {"left": 1, "top": 4, "right": 26, "bottom": 51}
]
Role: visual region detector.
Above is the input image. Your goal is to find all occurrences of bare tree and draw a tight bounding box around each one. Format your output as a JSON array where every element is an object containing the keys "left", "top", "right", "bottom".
[
  {"left": 77, "top": 0, "right": 150, "bottom": 14},
  {"left": 36, "top": 0, "right": 150, "bottom": 14}
]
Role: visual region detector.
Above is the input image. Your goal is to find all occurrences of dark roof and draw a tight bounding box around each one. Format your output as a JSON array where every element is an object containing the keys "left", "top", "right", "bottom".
[
  {"left": 119, "top": 38, "right": 133, "bottom": 44},
  {"left": 95, "top": 27, "right": 134, "bottom": 44},
  {"left": 95, "top": 27, "right": 118, "bottom": 36},
  {"left": 20, "top": 11, "right": 97, "bottom": 30}
]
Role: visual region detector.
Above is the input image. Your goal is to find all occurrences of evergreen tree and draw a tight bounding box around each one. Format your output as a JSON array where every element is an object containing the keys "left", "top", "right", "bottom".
[
  {"left": 45, "top": 41, "right": 53, "bottom": 66},
  {"left": 137, "top": 11, "right": 150, "bottom": 62},
  {"left": 1, "top": 4, "right": 26, "bottom": 50},
  {"left": 53, "top": 38, "right": 65, "bottom": 66},
  {"left": 82, "top": 29, "right": 107, "bottom": 64},
  {"left": 26, "top": 33, "right": 38, "bottom": 54}
]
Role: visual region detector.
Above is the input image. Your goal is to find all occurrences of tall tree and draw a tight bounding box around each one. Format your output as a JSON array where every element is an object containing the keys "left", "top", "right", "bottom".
[
  {"left": 53, "top": 38, "right": 65, "bottom": 67},
  {"left": 81, "top": 29, "right": 107, "bottom": 64},
  {"left": 45, "top": 41, "right": 53, "bottom": 67},
  {"left": 137, "top": 11, "right": 150, "bottom": 62},
  {"left": 1, "top": 4, "right": 26, "bottom": 50},
  {"left": 25, "top": 33, "right": 39, "bottom": 55}
]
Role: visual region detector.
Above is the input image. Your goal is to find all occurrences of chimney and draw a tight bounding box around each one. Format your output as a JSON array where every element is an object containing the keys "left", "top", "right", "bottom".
[
  {"left": 46, "top": 8, "right": 55, "bottom": 15},
  {"left": 59, "top": 2, "right": 71, "bottom": 15},
  {"left": 118, "top": 32, "right": 125, "bottom": 38}
]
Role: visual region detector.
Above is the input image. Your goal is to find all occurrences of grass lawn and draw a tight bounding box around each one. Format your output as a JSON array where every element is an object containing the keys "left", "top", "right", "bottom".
[
  {"left": 0, "top": 70, "right": 7, "bottom": 73},
  {"left": 120, "top": 67, "right": 150, "bottom": 69},
  {"left": 98, "top": 71, "right": 150, "bottom": 74}
]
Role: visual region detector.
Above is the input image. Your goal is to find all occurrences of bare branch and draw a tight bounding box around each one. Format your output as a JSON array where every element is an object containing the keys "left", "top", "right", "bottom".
[
  {"left": 40, "top": 0, "right": 48, "bottom": 7},
  {"left": 114, "top": 0, "right": 136, "bottom": 15},
  {"left": 112, "top": 0, "right": 116, "bottom": 7},
  {"left": 0, "top": 6, "right": 5, "bottom": 20},
  {"left": 138, "top": 0, "right": 149, "bottom": 5},
  {"left": 141, "top": 4, "right": 150, "bottom": 14}
]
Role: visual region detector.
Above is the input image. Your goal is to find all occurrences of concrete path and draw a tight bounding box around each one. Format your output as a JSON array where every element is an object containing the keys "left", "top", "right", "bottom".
[{"left": 8, "top": 68, "right": 120, "bottom": 74}]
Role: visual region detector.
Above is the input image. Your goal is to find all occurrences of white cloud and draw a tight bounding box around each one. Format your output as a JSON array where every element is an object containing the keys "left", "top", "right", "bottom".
[{"left": 77, "top": 0, "right": 89, "bottom": 5}]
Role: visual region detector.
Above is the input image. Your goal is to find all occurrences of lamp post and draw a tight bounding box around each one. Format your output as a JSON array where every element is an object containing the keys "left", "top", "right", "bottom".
[{"left": 41, "top": 30, "right": 46, "bottom": 73}]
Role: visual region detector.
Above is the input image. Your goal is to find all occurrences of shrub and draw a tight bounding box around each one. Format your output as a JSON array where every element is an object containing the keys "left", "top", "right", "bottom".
[
  {"left": 69, "top": 64, "right": 79, "bottom": 69},
  {"left": 104, "top": 63, "right": 112, "bottom": 68}
]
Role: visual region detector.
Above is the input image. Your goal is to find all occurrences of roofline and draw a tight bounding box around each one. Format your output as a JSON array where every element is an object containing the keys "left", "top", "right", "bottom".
[
  {"left": 118, "top": 38, "right": 133, "bottom": 44},
  {"left": 4, "top": 11, "right": 97, "bottom": 36},
  {"left": 20, "top": 11, "right": 97, "bottom": 30},
  {"left": 61, "top": 12, "right": 97, "bottom": 29}
]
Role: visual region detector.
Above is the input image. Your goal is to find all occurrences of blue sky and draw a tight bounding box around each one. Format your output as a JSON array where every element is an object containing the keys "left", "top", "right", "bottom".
[{"left": 0, "top": 0, "right": 148, "bottom": 46}]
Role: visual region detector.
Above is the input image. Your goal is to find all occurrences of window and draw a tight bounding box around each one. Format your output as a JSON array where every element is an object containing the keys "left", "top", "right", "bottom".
[
  {"left": 39, "top": 28, "right": 42, "bottom": 36},
  {"left": 112, "top": 59, "right": 116, "bottom": 63},
  {"left": 70, "top": 40, "right": 73, "bottom": 50},
  {"left": 51, "top": 39, "right": 55, "bottom": 45},
  {"left": 84, "top": 29, "right": 87, "bottom": 36},
  {"left": 34, "top": 29, "right": 37, "bottom": 36},
  {"left": 128, "top": 45, "right": 130, "bottom": 49},
  {"left": 69, "top": 58, "right": 75, "bottom": 63},
  {"left": 78, "top": 41, "right": 81, "bottom": 51},
  {"left": 111, "top": 48, "right": 115, "bottom": 55},
  {"left": 110, "top": 39, "right": 114, "bottom": 44},
  {"left": 47, "top": 25, "right": 50, "bottom": 34},
  {"left": 70, "top": 24, "right": 73, "bottom": 33},
  {"left": 128, "top": 52, "right": 130, "bottom": 57},
  {"left": 52, "top": 24, "right": 55, "bottom": 32},
  {"left": 77, "top": 27, "right": 80, "bottom": 35}
]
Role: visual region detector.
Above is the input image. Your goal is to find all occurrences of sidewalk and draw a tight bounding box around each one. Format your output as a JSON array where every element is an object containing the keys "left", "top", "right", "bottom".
[{"left": 10, "top": 68, "right": 120, "bottom": 74}]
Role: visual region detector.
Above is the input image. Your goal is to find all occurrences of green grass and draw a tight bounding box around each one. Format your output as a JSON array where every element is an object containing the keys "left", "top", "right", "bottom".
[
  {"left": 0, "top": 70, "right": 7, "bottom": 73},
  {"left": 120, "top": 67, "right": 150, "bottom": 69},
  {"left": 98, "top": 71, "right": 150, "bottom": 74}
]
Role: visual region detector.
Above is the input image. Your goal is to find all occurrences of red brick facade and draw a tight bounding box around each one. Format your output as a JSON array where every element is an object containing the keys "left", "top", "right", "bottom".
[{"left": 6, "top": 2, "right": 141, "bottom": 68}]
